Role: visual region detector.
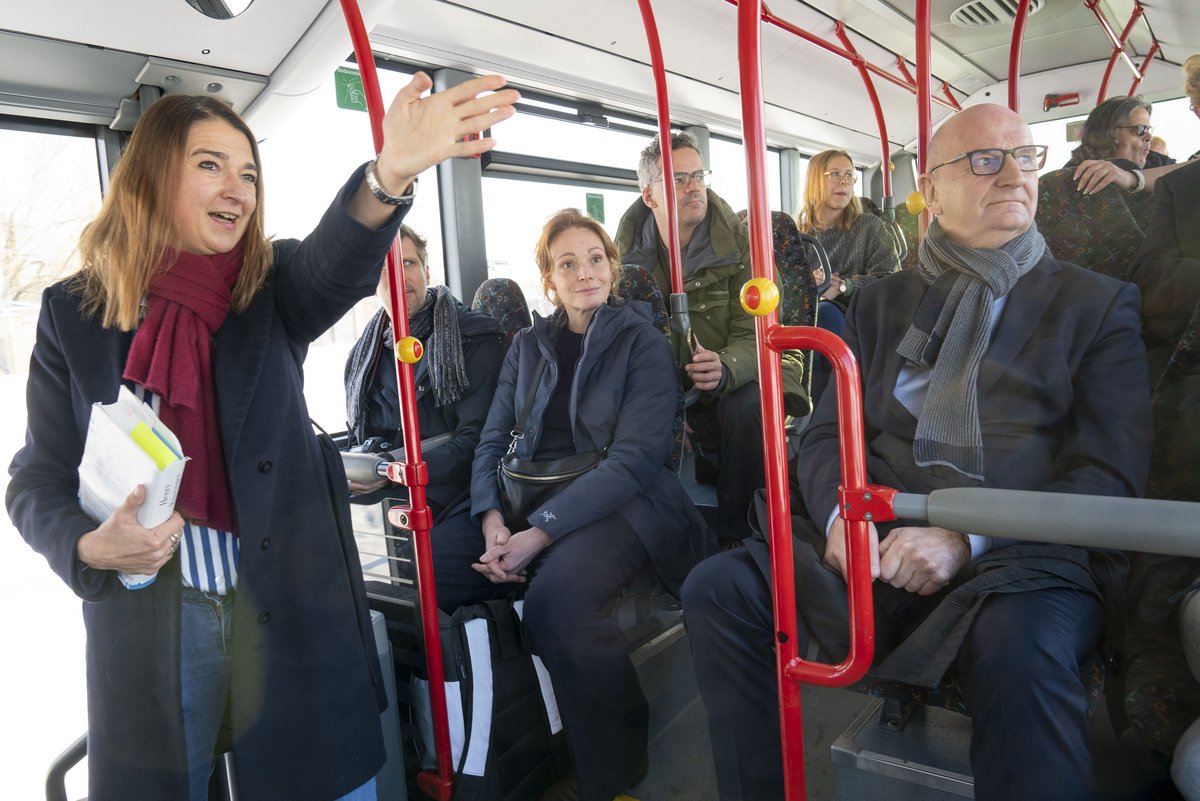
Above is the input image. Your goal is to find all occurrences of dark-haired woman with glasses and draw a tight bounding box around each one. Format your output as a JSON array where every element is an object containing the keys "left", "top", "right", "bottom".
[
  {"left": 1069, "top": 95, "right": 1190, "bottom": 196},
  {"left": 796, "top": 149, "right": 899, "bottom": 401}
]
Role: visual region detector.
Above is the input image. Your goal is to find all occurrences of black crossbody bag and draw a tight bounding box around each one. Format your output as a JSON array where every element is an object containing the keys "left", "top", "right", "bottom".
[{"left": 498, "top": 356, "right": 603, "bottom": 527}]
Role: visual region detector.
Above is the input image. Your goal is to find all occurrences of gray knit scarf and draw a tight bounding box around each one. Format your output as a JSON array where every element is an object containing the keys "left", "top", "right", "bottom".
[
  {"left": 896, "top": 219, "right": 1046, "bottom": 480},
  {"left": 406, "top": 285, "right": 469, "bottom": 407}
]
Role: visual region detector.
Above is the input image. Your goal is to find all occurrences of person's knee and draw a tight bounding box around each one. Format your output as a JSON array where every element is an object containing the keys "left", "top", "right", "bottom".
[
  {"left": 1173, "top": 717, "right": 1200, "bottom": 801},
  {"left": 962, "top": 592, "right": 1099, "bottom": 697},
  {"left": 681, "top": 551, "right": 766, "bottom": 637},
  {"left": 716, "top": 382, "right": 764, "bottom": 426}
]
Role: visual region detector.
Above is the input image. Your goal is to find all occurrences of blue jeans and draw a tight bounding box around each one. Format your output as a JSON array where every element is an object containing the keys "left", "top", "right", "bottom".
[
  {"left": 180, "top": 588, "right": 377, "bottom": 801},
  {"left": 181, "top": 588, "right": 234, "bottom": 801}
]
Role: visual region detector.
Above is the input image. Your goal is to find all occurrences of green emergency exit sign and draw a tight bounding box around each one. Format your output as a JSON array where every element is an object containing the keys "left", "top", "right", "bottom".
[
  {"left": 586, "top": 193, "right": 605, "bottom": 224},
  {"left": 335, "top": 66, "right": 368, "bottom": 112}
]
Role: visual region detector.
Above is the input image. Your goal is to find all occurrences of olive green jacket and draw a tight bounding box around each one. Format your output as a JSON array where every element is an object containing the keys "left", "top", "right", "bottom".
[{"left": 615, "top": 191, "right": 807, "bottom": 412}]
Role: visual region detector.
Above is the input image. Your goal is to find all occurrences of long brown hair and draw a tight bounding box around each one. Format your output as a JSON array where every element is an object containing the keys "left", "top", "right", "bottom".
[
  {"left": 796, "top": 149, "right": 862, "bottom": 234},
  {"left": 534, "top": 209, "right": 623, "bottom": 306},
  {"left": 73, "top": 95, "right": 272, "bottom": 330}
]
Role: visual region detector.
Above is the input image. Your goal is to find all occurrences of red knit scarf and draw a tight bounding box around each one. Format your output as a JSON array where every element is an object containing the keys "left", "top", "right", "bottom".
[{"left": 123, "top": 244, "right": 243, "bottom": 534}]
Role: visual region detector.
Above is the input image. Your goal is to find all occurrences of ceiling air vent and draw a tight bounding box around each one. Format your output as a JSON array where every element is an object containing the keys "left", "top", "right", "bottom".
[{"left": 950, "top": 0, "right": 1044, "bottom": 28}]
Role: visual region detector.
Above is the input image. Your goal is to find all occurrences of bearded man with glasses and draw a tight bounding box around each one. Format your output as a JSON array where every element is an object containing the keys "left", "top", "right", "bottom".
[
  {"left": 616, "top": 130, "right": 807, "bottom": 547},
  {"left": 683, "top": 103, "right": 1152, "bottom": 801}
]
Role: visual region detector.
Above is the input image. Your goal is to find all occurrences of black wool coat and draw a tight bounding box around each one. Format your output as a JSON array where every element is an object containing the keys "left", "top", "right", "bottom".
[{"left": 7, "top": 168, "right": 404, "bottom": 801}]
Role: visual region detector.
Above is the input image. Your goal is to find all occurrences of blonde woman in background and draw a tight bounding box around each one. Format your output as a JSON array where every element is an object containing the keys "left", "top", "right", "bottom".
[{"left": 795, "top": 148, "right": 899, "bottom": 402}]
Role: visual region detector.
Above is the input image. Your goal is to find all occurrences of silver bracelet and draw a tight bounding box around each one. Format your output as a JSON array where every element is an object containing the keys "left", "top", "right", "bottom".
[
  {"left": 365, "top": 160, "right": 416, "bottom": 206},
  {"left": 1129, "top": 168, "right": 1146, "bottom": 194}
]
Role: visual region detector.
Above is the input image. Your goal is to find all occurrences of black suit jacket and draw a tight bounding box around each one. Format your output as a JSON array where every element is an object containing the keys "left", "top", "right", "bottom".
[
  {"left": 797, "top": 253, "right": 1152, "bottom": 533},
  {"left": 1131, "top": 158, "right": 1200, "bottom": 384}
]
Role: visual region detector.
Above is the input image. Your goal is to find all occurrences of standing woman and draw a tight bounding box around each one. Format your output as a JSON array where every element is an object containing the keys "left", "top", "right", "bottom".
[
  {"left": 423, "top": 209, "right": 712, "bottom": 801},
  {"left": 6, "top": 73, "right": 517, "bottom": 801},
  {"left": 796, "top": 149, "right": 900, "bottom": 400}
]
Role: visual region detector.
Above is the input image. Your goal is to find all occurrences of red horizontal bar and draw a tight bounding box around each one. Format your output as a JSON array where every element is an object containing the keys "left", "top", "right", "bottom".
[{"left": 722, "top": 0, "right": 959, "bottom": 112}]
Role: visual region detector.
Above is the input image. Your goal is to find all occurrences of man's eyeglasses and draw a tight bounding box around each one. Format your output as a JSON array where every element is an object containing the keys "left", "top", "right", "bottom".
[
  {"left": 655, "top": 169, "right": 712, "bottom": 188},
  {"left": 928, "top": 145, "right": 1048, "bottom": 176},
  {"left": 1116, "top": 124, "right": 1153, "bottom": 138},
  {"left": 823, "top": 170, "right": 858, "bottom": 184}
]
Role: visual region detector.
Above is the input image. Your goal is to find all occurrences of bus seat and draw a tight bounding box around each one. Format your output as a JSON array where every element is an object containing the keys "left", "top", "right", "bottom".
[
  {"left": 891, "top": 204, "right": 922, "bottom": 271},
  {"left": 471, "top": 277, "right": 532, "bottom": 348},
  {"left": 1036, "top": 168, "right": 1146, "bottom": 282},
  {"left": 616, "top": 263, "right": 669, "bottom": 334},
  {"left": 859, "top": 195, "right": 909, "bottom": 266},
  {"left": 734, "top": 209, "right": 820, "bottom": 328}
]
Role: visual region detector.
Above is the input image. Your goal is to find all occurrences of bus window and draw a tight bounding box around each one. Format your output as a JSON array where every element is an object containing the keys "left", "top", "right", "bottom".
[
  {"left": 707, "top": 136, "right": 783, "bottom": 214},
  {"left": 1031, "top": 95, "right": 1197, "bottom": 174},
  {"left": 0, "top": 120, "right": 102, "bottom": 801},
  {"left": 497, "top": 100, "right": 653, "bottom": 169}
]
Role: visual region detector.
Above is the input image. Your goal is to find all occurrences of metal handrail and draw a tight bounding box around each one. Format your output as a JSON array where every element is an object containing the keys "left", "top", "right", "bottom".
[
  {"left": 737, "top": 3, "right": 877, "bottom": 798},
  {"left": 1087, "top": 0, "right": 1152, "bottom": 103},
  {"left": 335, "top": 2, "right": 450, "bottom": 799}
]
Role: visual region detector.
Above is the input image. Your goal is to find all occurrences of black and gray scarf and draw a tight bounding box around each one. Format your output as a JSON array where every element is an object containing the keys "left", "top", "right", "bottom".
[
  {"left": 896, "top": 219, "right": 1046, "bottom": 480},
  {"left": 345, "top": 286, "right": 469, "bottom": 437}
]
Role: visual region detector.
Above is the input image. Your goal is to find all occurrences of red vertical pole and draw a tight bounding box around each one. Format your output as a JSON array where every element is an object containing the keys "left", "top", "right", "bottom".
[
  {"left": 834, "top": 22, "right": 892, "bottom": 199},
  {"left": 915, "top": 0, "right": 933, "bottom": 239},
  {"left": 336, "top": 3, "right": 451, "bottom": 799},
  {"left": 1007, "top": 0, "right": 1031, "bottom": 112},
  {"left": 635, "top": 0, "right": 683, "bottom": 296},
  {"left": 735, "top": 4, "right": 809, "bottom": 797}
]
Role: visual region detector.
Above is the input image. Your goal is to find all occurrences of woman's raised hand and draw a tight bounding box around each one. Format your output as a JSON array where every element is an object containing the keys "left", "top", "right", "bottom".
[{"left": 373, "top": 72, "right": 519, "bottom": 197}]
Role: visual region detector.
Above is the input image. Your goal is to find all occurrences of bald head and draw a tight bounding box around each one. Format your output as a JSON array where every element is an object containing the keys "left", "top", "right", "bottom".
[
  {"left": 920, "top": 104, "right": 1040, "bottom": 250},
  {"left": 927, "top": 104, "right": 1032, "bottom": 170}
]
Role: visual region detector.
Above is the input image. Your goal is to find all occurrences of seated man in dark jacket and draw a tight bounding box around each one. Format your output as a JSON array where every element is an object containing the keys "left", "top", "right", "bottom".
[
  {"left": 683, "top": 104, "right": 1152, "bottom": 801},
  {"left": 344, "top": 224, "right": 504, "bottom": 516}
]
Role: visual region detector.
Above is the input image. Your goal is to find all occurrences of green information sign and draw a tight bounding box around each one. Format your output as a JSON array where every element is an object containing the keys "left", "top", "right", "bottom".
[
  {"left": 334, "top": 66, "right": 367, "bottom": 112},
  {"left": 585, "top": 193, "right": 605, "bottom": 224}
]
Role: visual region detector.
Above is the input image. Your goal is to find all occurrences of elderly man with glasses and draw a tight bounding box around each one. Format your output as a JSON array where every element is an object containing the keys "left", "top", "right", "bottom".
[
  {"left": 682, "top": 103, "right": 1152, "bottom": 801},
  {"left": 616, "top": 131, "right": 807, "bottom": 547}
]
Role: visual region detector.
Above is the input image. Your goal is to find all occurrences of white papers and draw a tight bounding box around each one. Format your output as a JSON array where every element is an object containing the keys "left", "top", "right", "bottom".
[{"left": 78, "top": 386, "right": 187, "bottom": 589}]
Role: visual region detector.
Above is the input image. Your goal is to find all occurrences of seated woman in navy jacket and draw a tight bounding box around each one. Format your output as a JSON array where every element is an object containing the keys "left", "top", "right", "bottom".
[{"left": 418, "top": 208, "right": 712, "bottom": 801}]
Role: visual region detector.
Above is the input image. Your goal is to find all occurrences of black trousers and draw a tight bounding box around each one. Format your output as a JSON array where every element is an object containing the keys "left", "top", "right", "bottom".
[
  {"left": 430, "top": 509, "right": 652, "bottom": 801},
  {"left": 706, "top": 381, "right": 765, "bottom": 543},
  {"left": 681, "top": 547, "right": 1103, "bottom": 801}
]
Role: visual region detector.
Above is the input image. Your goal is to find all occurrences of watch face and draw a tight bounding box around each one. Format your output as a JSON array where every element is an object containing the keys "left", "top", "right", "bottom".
[{"left": 839, "top": 282, "right": 848, "bottom": 294}]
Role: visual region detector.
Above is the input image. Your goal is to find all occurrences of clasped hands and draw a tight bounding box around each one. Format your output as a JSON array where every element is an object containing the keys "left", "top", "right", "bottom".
[
  {"left": 473, "top": 509, "right": 553, "bottom": 584},
  {"left": 823, "top": 516, "right": 970, "bottom": 597}
]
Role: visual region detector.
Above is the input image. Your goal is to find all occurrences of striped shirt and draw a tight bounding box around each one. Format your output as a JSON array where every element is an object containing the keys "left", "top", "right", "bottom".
[{"left": 134, "top": 385, "right": 238, "bottom": 594}]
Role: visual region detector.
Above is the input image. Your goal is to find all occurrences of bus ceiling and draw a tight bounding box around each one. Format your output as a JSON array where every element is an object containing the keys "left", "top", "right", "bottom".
[{"left": 0, "top": 0, "right": 1197, "bottom": 160}]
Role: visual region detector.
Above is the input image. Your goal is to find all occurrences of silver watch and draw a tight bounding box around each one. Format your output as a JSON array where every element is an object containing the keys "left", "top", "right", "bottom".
[{"left": 365, "top": 160, "right": 416, "bottom": 206}]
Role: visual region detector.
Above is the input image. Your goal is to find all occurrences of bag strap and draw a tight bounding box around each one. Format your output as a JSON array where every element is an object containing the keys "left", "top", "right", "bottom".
[
  {"left": 508, "top": 356, "right": 548, "bottom": 454},
  {"left": 483, "top": 598, "right": 523, "bottom": 660}
]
